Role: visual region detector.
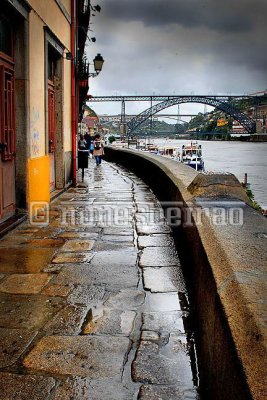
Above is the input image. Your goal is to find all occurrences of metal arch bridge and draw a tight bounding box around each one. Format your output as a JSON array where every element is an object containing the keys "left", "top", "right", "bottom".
[{"left": 87, "top": 94, "right": 256, "bottom": 133}]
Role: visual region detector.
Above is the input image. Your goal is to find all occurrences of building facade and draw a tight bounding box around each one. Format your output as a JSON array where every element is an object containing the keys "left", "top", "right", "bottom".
[{"left": 0, "top": 0, "right": 90, "bottom": 224}]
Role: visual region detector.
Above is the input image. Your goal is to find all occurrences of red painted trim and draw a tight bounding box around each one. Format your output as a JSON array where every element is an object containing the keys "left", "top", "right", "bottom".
[
  {"left": 0, "top": 65, "right": 15, "bottom": 161},
  {"left": 48, "top": 83, "right": 56, "bottom": 153},
  {"left": 71, "top": 0, "right": 77, "bottom": 186}
]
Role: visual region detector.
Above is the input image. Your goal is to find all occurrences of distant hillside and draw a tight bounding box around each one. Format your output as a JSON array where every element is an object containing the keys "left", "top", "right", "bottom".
[{"left": 102, "top": 119, "right": 185, "bottom": 135}]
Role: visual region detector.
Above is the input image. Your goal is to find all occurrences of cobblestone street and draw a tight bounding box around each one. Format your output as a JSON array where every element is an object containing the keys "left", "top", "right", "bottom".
[{"left": 0, "top": 161, "right": 199, "bottom": 399}]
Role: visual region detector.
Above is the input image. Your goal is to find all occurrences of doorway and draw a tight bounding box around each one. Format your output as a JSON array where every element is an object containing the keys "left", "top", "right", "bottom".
[
  {"left": 0, "top": 16, "right": 16, "bottom": 222},
  {"left": 46, "top": 37, "right": 64, "bottom": 193}
]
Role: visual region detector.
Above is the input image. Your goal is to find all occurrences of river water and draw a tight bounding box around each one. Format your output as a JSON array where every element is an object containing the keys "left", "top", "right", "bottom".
[{"left": 152, "top": 139, "right": 267, "bottom": 210}]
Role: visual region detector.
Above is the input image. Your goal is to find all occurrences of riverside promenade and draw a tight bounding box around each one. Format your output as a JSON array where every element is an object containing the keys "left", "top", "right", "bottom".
[{"left": 0, "top": 161, "right": 199, "bottom": 399}]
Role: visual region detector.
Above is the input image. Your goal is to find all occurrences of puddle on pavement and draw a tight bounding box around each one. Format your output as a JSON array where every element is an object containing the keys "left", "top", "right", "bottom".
[
  {"left": 144, "top": 292, "right": 181, "bottom": 312},
  {"left": 0, "top": 248, "right": 55, "bottom": 273}
]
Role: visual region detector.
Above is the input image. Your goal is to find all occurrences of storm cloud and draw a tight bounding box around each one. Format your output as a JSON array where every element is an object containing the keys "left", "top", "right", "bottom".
[
  {"left": 103, "top": 0, "right": 265, "bottom": 33},
  {"left": 87, "top": 0, "right": 267, "bottom": 115}
]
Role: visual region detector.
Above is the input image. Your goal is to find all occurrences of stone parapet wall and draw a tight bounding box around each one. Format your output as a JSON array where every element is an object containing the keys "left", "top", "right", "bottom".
[{"left": 104, "top": 146, "right": 267, "bottom": 400}]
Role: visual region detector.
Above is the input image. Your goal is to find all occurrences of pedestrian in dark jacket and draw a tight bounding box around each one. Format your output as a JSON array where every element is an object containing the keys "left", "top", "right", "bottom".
[{"left": 84, "top": 132, "right": 91, "bottom": 150}]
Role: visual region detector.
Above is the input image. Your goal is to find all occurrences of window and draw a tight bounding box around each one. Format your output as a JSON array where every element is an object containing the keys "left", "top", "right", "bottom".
[
  {"left": 0, "top": 66, "right": 15, "bottom": 161},
  {"left": 0, "top": 16, "right": 13, "bottom": 58}
]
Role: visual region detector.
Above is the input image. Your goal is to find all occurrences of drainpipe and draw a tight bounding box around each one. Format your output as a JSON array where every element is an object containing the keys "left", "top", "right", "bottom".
[{"left": 71, "top": 0, "right": 77, "bottom": 186}]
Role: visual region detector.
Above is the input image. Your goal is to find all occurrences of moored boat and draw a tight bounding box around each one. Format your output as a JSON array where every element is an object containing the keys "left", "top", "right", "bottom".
[
  {"left": 181, "top": 142, "right": 204, "bottom": 171},
  {"left": 159, "top": 146, "right": 180, "bottom": 161}
]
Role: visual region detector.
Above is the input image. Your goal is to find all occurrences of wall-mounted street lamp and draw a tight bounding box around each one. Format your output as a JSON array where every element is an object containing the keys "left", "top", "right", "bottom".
[{"left": 89, "top": 53, "right": 104, "bottom": 77}]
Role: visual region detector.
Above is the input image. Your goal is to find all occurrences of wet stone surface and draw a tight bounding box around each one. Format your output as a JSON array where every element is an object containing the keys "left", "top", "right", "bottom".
[
  {"left": 43, "top": 304, "right": 89, "bottom": 335},
  {"left": 0, "top": 161, "right": 199, "bottom": 399},
  {"left": 0, "top": 328, "right": 37, "bottom": 368},
  {"left": 132, "top": 333, "right": 195, "bottom": 387},
  {"left": 143, "top": 267, "right": 186, "bottom": 292},
  {"left": 0, "top": 294, "right": 63, "bottom": 329},
  {"left": 0, "top": 248, "right": 55, "bottom": 273},
  {"left": 138, "top": 385, "right": 199, "bottom": 399},
  {"left": 144, "top": 292, "right": 181, "bottom": 312},
  {"left": 51, "top": 377, "right": 136, "bottom": 400},
  {"left": 104, "top": 289, "right": 145, "bottom": 310},
  {"left": 90, "top": 248, "right": 137, "bottom": 269},
  {"left": 51, "top": 263, "right": 139, "bottom": 288},
  {"left": 0, "top": 273, "right": 51, "bottom": 294},
  {"left": 140, "top": 246, "right": 180, "bottom": 268},
  {"left": 41, "top": 283, "right": 72, "bottom": 297},
  {"left": 136, "top": 223, "right": 171, "bottom": 235},
  {"left": 0, "top": 373, "right": 56, "bottom": 400},
  {"left": 67, "top": 284, "right": 105, "bottom": 306},
  {"left": 51, "top": 252, "right": 94, "bottom": 264},
  {"left": 27, "top": 238, "right": 65, "bottom": 248},
  {"left": 60, "top": 239, "right": 95, "bottom": 252},
  {"left": 58, "top": 231, "right": 99, "bottom": 239},
  {"left": 138, "top": 234, "right": 175, "bottom": 249},
  {"left": 82, "top": 308, "right": 136, "bottom": 336},
  {"left": 23, "top": 335, "right": 130, "bottom": 378}
]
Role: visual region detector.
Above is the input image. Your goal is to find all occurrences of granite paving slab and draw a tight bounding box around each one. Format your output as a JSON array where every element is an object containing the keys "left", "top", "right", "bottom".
[
  {"left": 52, "top": 263, "right": 139, "bottom": 288},
  {"left": 138, "top": 384, "right": 199, "bottom": 399},
  {"left": 0, "top": 328, "right": 37, "bottom": 368},
  {"left": 144, "top": 292, "right": 181, "bottom": 312},
  {"left": 58, "top": 231, "right": 99, "bottom": 239},
  {"left": 136, "top": 224, "right": 171, "bottom": 235},
  {"left": 132, "top": 334, "right": 195, "bottom": 387},
  {"left": 60, "top": 240, "right": 95, "bottom": 252},
  {"left": 98, "top": 235, "right": 134, "bottom": 244},
  {"left": 0, "top": 294, "right": 63, "bottom": 329},
  {"left": 82, "top": 308, "right": 136, "bottom": 336},
  {"left": 23, "top": 335, "right": 130, "bottom": 378},
  {"left": 51, "top": 377, "right": 136, "bottom": 400},
  {"left": 67, "top": 284, "right": 105, "bottom": 305},
  {"left": 139, "top": 247, "right": 180, "bottom": 268},
  {"left": 143, "top": 267, "right": 186, "bottom": 292},
  {"left": 138, "top": 234, "right": 174, "bottom": 249},
  {"left": 41, "top": 283, "right": 72, "bottom": 297},
  {"left": 0, "top": 273, "right": 51, "bottom": 295},
  {"left": 102, "top": 227, "right": 134, "bottom": 236},
  {"left": 90, "top": 248, "right": 137, "bottom": 269},
  {"left": 51, "top": 252, "right": 95, "bottom": 264},
  {"left": 0, "top": 248, "right": 55, "bottom": 273},
  {"left": 104, "top": 289, "right": 145, "bottom": 310},
  {"left": 142, "top": 311, "right": 186, "bottom": 334},
  {"left": 27, "top": 238, "right": 65, "bottom": 248},
  {"left": 43, "top": 304, "right": 89, "bottom": 335},
  {"left": 0, "top": 373, "right": 56, "bottom": 400}
]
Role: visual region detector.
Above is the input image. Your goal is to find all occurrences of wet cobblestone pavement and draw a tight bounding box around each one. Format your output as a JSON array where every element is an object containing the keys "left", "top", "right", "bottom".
[{"left": 0, "top": 161, "right": 200, "bottom": 399}]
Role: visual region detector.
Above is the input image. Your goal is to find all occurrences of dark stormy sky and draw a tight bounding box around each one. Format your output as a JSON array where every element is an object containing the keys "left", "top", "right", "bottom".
[{"left": 86, "top": 0, "right": 267, "bottom": 117}]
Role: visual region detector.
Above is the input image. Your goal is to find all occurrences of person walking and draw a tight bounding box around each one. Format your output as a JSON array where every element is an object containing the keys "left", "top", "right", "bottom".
[
  {"left": 84, "top": 132, "right": 92, "bottom": 150},
  {"left": 93, "top": 134, "right": 104, "bottom": 166},
  {"left": 78, "top": 134, "right": 87, "bottom": 150},
  {"left": 89, "top": 141, "right": 94, "bottom": 159}
]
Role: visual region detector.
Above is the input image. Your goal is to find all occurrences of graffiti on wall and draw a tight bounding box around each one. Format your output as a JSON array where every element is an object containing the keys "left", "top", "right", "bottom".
[{"left": 30, "top": 107, "right": 40, "bottom": 156}]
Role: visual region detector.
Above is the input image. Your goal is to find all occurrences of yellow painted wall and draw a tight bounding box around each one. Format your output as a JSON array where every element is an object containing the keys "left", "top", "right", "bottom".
[
  {"left": 28, "top": 0, "right": 72, "bottom": 158},
  {"left": 27, "top": 0, "right": 73, "bottom": 203},
  {"left": 29, "top": 11, "right": 46, "bottom": 158},
  {"left": 61, "top": 0, "right": 71, "bottom": 15},
  {"left": 27, "top": 156, "right": 50, "bottom": 203},
  {"left": 28, "top": 0, "right": 71, "bottom": 49}
]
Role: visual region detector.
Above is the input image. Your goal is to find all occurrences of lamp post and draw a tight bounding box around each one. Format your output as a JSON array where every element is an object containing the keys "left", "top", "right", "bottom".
[{"left": 89, "top": 53, "right": 104, "bottom": 77}]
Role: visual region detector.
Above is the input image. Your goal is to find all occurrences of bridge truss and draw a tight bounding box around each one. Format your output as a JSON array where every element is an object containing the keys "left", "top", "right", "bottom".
[{"left": 87, "top": 94, "right": 258, "bottom": 133}]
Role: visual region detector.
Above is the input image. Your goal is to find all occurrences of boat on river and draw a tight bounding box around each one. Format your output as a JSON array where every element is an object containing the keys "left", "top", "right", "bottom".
[
  {"left": 181, "top": 142, "right": 204, "bottom": 171},
  {"left": 159, "top": 146, "right": 180, "bottom": 161}
]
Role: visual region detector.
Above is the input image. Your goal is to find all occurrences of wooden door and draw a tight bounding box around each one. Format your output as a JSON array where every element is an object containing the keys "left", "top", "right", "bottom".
[
  {"left": 48, "top": 81, "right": 56, "bottom": 192},
  {"left": 0, "top": 63, "right": 16, "bottom": 222}
]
